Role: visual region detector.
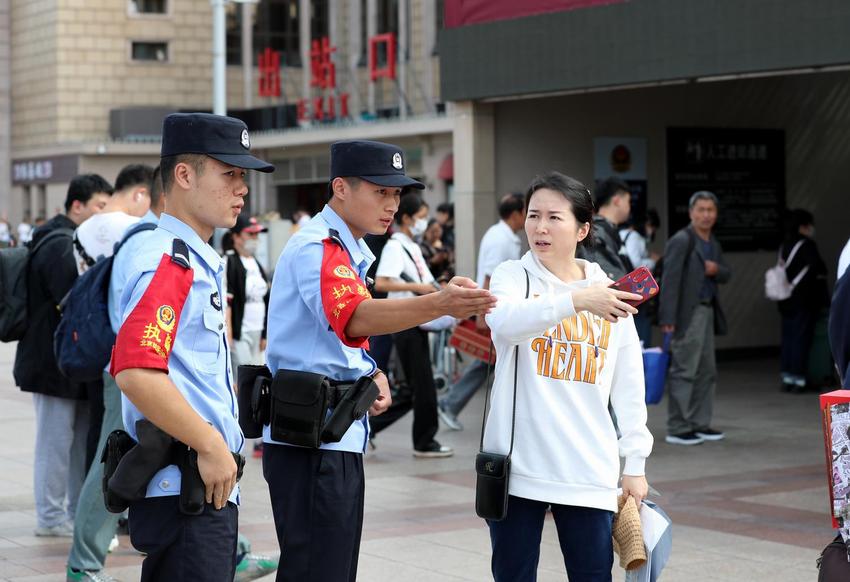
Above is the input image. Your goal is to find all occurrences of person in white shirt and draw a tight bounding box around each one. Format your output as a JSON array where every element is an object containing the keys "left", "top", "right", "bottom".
[
  {"left": 839, "top": 236, "right": 850, "bottom": 280},
  {"left": 619, "top": 208, "right": 661, "bottom": 347},
  {"left": 484, "top": 171, "right": 651, "bottom": 581},
  {"left": 373, "top": 193, "right": 453, "bottom": 457},
  {"left": 438, "top": 194, "right": 524, "bottom": 431},
  {"left": 72, "top": 164, "right": 152, "bottom": 274},
  {"left": 17, "top": 215, "right": 33, "bottom": 245},
  {"left": 224, "top": 215, "right": 270, "bottom": 371}
]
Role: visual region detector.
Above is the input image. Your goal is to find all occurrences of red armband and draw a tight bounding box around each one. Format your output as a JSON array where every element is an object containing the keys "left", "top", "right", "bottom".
[
  {"left": 110, "top": 252, "right": 193, "bottom": 376},
  {"left": 320, "top": 237, "right": 372, "bottom": 349}
]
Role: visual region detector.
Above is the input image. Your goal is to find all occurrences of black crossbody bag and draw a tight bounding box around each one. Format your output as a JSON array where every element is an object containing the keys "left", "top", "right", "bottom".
[{"left": 474, "top": 269, "right": 529, "bottom": 521}]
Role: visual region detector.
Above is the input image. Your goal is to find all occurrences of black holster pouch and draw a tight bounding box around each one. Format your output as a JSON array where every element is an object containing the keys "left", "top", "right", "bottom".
[
  {"left": 321, "top": 376, "right": 380, "bottom": 443},
  {"left": 173, "top": 446, "right": 246, "bottom": 516},
  {"left": 105, "top": 420, "right": 174, "bottom": 513},
  {"left": 269, "top": 369, "right": 330, "bottom": 448},
  {"left": 101, "top": 429, "right": 137, "bottom": 513},
  {"left": 237, "top": 364, "right": 272, "bottom": 438}
]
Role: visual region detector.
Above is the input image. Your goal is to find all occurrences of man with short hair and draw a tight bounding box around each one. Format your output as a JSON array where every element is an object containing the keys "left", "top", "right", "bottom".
[
  {"left": 659, "top": 191, "right": 731, "bottom": 446},
  {"left": 580, "top": 177, "right": 633, "bottom": 281},
  {"left": 72, "top": 164, "right": 153, "bottom": 273},
  {"left": 438, "top": 193, "right": 524, "bottom": 430},
  {"left": 263, "top": 140, "right": 496, "bottom": 581},
  {"left": 65, "top": 164, "right": 154, "bottom": 582},
  {"left": 14, "top": 174, "right": 112, "bottom": 537},
  {"left": 110, "top": 113, "right": 275, "bottom": 581}
]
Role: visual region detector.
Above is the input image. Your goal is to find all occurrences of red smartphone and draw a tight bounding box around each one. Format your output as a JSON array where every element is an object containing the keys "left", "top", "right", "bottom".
[{"left": 610, "top": 266, "right": 659, "bottom": 307}]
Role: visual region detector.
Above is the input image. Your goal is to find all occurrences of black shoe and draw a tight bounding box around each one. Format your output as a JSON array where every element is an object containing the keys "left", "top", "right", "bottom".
[
  {"left": 665, "top": 432, "right": 705, "bottom": 446},
  {"left": 694, "top": 428, "right": 725, "bottom": 441},
  {"left": 413, "top": 441, "right": 454, "bottom": 458},
  {"left": 116, "top": 516, "right": 129, "bottom": 536}
]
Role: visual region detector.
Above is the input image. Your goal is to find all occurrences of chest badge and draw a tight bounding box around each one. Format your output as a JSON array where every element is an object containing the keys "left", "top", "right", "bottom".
[{"left": 210, "top": 291, "right": 222, "bottom": 311}]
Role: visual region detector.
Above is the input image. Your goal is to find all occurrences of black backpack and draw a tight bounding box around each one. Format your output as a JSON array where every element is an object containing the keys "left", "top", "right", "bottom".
[
  {"left": 817, "top": 535, "right": 850, "bottom": 581},
  {"left": 0, "top": 228, "right": 74, "bottom": 342},
  {"left": 54, "top": 222, "right": 157, "bottom": 382}
]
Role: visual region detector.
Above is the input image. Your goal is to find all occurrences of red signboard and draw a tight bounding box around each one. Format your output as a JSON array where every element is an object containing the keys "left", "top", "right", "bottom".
[
  {"left": 368, "top": 33, "right": 397, "bottom": 82},
  {"left": 443, "top": 0, "right": 629, "bottom": 28},
  {"left": 257, "top": 47, "right": 281, "bottom": 97}
]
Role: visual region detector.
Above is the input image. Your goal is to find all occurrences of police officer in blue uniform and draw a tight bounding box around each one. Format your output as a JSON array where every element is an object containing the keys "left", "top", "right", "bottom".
[
  {"left": 263, "top": 139, "right": 498, "bottom": 582},
  {"left": 110, "top": 112, "right": 274, "bottom": 582}
]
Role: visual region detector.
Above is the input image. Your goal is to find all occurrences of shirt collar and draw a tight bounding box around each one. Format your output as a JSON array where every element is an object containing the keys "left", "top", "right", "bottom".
[
  {"left": 141, "top": 210, "right": 159, "bottom": 225},
  {"left": 320, "top": 205, "right": 374, "bottom": 268},
  {"left": 157, "top": 213, "right": 224, "bottom": 272},
  {"left": 498, "top": 220, "right": 521, "bottom": 242}
]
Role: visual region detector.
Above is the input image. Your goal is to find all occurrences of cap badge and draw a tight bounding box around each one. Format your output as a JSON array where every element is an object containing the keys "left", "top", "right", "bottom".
[
  {"left": 392, "top": 152, "right": 403, "bottom": 170},
  {"left": 240, "top": 129, "right": 250, "bottom": 149}
]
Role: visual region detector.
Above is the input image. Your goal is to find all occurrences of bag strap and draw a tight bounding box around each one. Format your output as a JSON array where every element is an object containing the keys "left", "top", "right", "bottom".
[
  {"left": 73, "top": 235, "right": 96, "bottom": 268},
  {"left": 399, "top": 242, "right": 426, "bottom": 283},
  {"left": 783, "top": 238, "right": 806, "bottom": 267},
  {"left": 478, "top": 268, "right": 529, "bottom": 455}
]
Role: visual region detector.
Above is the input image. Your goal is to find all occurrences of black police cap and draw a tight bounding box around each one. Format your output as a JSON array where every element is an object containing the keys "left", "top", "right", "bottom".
[
  {"left": 161, "top": 113, "right": 274, "bottom": 173},
  {"left": 330, "top": 140, "right": 424, "bottom": 190}
]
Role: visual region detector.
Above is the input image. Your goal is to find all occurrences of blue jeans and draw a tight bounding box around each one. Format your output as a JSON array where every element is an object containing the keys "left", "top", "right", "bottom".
[
  {"left": 488, "top": 496, "right": 614, "bottom": 582},
  {"left": 440, "top": 359, "right": 489, "bottom": 416}
]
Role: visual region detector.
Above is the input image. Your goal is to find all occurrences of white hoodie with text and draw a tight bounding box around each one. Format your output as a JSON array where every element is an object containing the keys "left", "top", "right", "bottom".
[{"left": 483, "top": 252, "right": 653, "bottom": 513}]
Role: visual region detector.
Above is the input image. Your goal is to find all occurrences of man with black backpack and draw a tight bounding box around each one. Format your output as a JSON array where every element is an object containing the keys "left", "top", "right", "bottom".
[
  {"left": 63, "top": 164, "right": 154, "bottom": 582},
  {"left": 13, "top": 174, "right": 111, "bottom": 537},
  {"left": 578, "top": 177, "right": 634, "bottom": 281}
]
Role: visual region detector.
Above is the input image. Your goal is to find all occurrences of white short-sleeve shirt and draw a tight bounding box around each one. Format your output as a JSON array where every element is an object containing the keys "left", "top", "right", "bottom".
[
  {"left": 376, "top": 232, "right": 436, "bottom": 299},
  {"left": 476, "top": 220, "right": 522, "bottom": 288},
  {"left": 74, "top": 211, "right": 140, "bottom": 274}
]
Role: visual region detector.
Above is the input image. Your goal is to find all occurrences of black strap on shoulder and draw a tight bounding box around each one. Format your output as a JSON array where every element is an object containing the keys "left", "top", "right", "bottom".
[
  {"left": 29, "top": 227, "right": 73, "bottom": 257},
  {"left": 171, "top": 239, "right": 191, "bottom": 269},
  {"left": 479, "top": 268, "right": 529, "bottom": 455},
  {"left": 73, "top": 235, "right": 97, "bottom": 268}
]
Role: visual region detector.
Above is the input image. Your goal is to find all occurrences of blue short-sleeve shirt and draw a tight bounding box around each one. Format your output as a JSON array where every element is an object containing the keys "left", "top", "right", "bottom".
[
  {"left": 115, "top": 213, "right": 243, "bottom": 502},
  {"left": 264, "top": 205, "right": 376, "bottom": 453}
]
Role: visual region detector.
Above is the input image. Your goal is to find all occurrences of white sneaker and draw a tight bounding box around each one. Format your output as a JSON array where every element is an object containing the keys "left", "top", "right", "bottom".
[
  {"left": 35, "top": 521, "right": 74, "bottom": 537},
  {"left": 437, "top": 404, "right": 463, "bottom": 431},
  {"left": 108, "top": 535, "right": 119, "bottom": 553}
]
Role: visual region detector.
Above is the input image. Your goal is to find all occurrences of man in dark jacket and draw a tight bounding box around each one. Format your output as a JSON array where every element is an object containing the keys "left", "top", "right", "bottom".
[
  {"left": 579, "top": 177, "right": 633, "bottom": 280},
  {"left": 14, "top": 174, "right": 111, "bottom": 537},
  {"left": 659, "top": 191, "right": 731, "bottom": 446}
]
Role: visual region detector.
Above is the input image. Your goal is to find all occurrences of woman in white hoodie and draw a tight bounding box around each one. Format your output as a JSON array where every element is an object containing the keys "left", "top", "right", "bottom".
[{"left": 484, "top": 172, "right": 653, "bottom": 582}]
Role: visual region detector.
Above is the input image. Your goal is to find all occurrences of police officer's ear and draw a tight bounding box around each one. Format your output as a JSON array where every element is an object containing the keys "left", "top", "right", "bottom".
[
  {"left": 331, "top": 177, "right": 348, "bottom": 200},
  {"left": 173, "top": 162, "right": 198, "bottom": 191}
]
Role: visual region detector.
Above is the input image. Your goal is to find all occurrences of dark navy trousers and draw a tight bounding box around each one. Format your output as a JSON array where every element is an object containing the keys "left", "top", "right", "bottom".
[
  {"left": 488, "top": 495, "right": 614, "bottom": 582},
  {"left": 263, "top": 443, "right": 365, "bottom": 582},
  {"left": 128, "top": 495, "right": 238, "bottom": 582}
]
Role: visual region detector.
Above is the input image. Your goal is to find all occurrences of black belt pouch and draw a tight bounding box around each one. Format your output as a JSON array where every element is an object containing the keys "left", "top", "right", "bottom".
[
  {"left": 106, "top": 420, "right": 174, "bottom": 512},
  {"left": 175, "top": 448, "right": 246, "bottom": 516},
  {"left": 269, "top": 369, "right": 330, "bottom": 448},
  {"left": 321, "top": 377, "right": 380, "bottom": 443},
  {"left": 237, "top": 364, "right": 272, "bottom": 438},
  {"left": 101, "top": 429, "right": 137, "bottom": 513}
]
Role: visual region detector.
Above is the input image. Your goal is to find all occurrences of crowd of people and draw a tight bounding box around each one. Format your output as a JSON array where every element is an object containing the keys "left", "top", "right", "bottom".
[{"left": 5, "top": 110, "right": 849, "bottom": 582}]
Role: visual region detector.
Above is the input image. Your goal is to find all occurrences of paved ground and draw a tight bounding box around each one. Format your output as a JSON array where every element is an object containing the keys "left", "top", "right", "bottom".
[{"left": 0, "top": 340, "right": 840, "bottom": 581}]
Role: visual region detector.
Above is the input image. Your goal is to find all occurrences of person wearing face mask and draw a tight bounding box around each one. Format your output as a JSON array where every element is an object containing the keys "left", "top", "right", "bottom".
[
  {"left": 373, "top": 193, "right": 453, "bottom": 457},
  {"left": 777, "top": 208, "right": 830, "bottom": 393},
  {"left": 224, "top": 214, "right": 270, "bottom": 377}
]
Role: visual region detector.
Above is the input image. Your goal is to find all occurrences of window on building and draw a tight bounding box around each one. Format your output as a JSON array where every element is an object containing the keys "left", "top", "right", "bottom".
[
  {"left": 360, "top": 0, "right": 405, "bottom": 64},
  {"left": 131, "top": 41, "right": 168, "bottom": 62},
  {"left": 129, "top": 0, "right": 167, "bottom": 15},
  {"left": 226, "top": 0, "right": 328, "bottom": 67}
]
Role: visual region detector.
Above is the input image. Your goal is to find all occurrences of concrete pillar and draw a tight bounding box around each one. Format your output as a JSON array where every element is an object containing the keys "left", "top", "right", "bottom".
[
  {"left": 299, "top": 0, "right": 311, "bottom": 108},
  {"left": 420, "top": 0, "right": 436, "bottom": 112},
  {"left": 452, "top": 101, "right": 497, "bottom": 279},
  {"left": 366, "top": 0, "right": 377, "bottom": 116},
  {"left": 397, "top": 0, "right": 408, "bottom": 119},
  {"left": 0, "top": 0, "right": 10, "bottom": 219},
  {"left": 241, "top": 2, "right": 254, "bottom": 108},
  {"left": 346, "top": 0, "right": 362, "bottom": 118}
]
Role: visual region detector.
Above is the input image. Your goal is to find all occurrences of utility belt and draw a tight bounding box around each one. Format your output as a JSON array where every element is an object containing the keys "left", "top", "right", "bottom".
[
  {"left": 237, "top": 364, "right": 379, "bottom": 448},
  {"left": 101, "top": 419, "right": 245, "bottom": 516}
]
